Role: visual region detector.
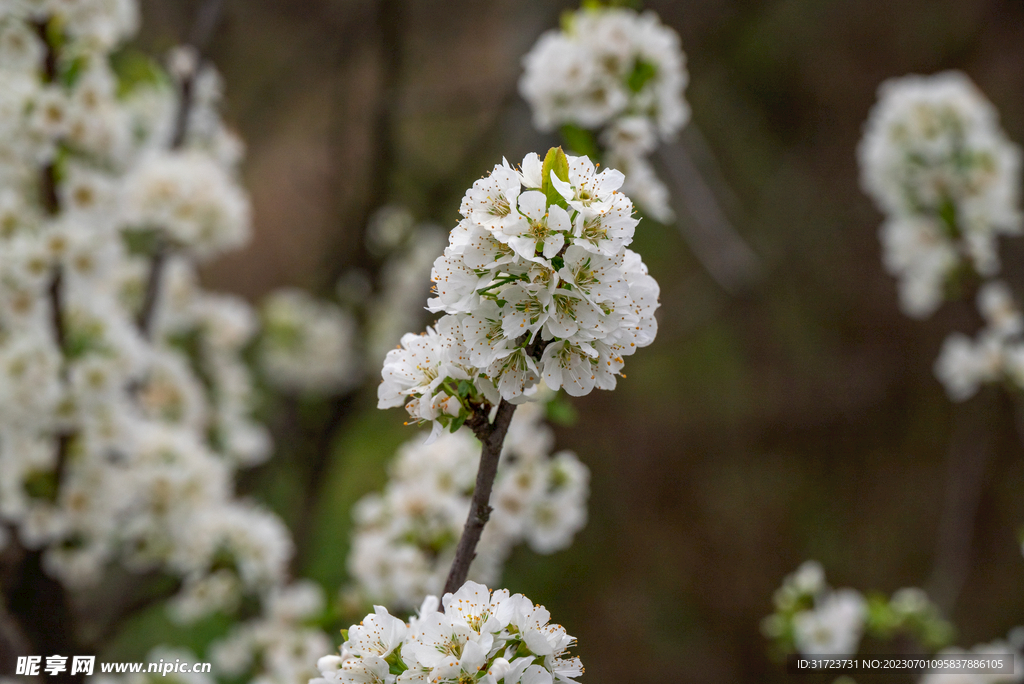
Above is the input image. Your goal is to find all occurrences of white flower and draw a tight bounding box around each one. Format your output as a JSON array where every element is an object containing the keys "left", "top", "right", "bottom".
[
  {"left": 122, "top": 150, "right": 251, "bottom": 260},
  {"left": 519, "top": 7, "right": 688, "bottom": 216},
  {"left": 860, "top": 71, "right": 1022, "bottom": 318},
  {"left": 347, "top": 606, "right": 408, "bottom": 658},
  {"left": 315, "top": 583, "right": 582, "bottom": 684},
  {"left": 978, "top": 281, "right": 1023, "bottom": 338},
  {"left": 461, "top": 159, "right": 524, "bottom": 235},
  {"left": 383, "top": 150, "right": 659, "bottom": 414},
  {"left": 793, "top": 589, "right": 867, "bottom": 656},
  {"left": 935, "top": 331, "right": 1003, "bottom": 401},
  {"left": 260, "top": 288, "right": 361, "bottom": 395}
]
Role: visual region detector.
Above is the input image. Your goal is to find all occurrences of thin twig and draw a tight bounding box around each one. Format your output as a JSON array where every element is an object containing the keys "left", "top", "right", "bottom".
[
  {"left": 323, "top": 0, "right": 405, "bottom": 291},
  {"left": 656, "top": 131, "right": 761, "bottom": 295},
  {"left": 138, "top": 0, "right": 226, "bottom": 338},
  {"left": 925, "top": 387, "right": 997, "bottom": 613},
  {"left": 291, "top": 393, "right": 359, "bottom": 571},
  {"left": 136, "top": 242, "right": 166, "bottom": 339},
  {"left": 0, "top": 594, "right": 30, "bottom": 677},
  {"left": 442, "top": 400, "right": 517, "bottom": 596}
]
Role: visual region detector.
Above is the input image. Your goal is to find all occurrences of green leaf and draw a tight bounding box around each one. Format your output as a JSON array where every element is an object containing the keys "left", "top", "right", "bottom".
[
  {"left": 457, "top": 380, "right": 471, "bottom": 398},
  {"left": 109, "top": 48, "right": 168, "bottom": 98},
  {"left": 23, "top": 469, "right": 59, "bottom": 502},
  {"left": 541, "top": 146, "right": 570, "bottom": 210},
  {"left": 559, "top": 9, "right": 578, "bottom": 33},
  {"left": 550, "top": 256, "right": 565, "bottom": 271},
  {"left": 546, "top": 396, "right": 578, "bottom": 426},
  {"left": 560, "top": 124, "right": 599, "bottom": 160},
  {"left": 937, "top": 196, "right": 959, "bottom": 240},
  {"left": 59, "top": 56, "right": 88, "bottom": 89},
  {"left": 627, "top": 58, "right": 657, "bottom": 94},
  {"left": 449, "top": 414, "right": 467, "bottom": 433}
]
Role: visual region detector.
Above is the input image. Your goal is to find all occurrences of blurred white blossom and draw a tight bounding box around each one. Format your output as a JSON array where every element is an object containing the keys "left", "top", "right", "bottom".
[
  {"left": 859, "top": 71, "right": 1022, "bottom": 319},
  {"left": 260, "top": 288, "right": 361, "bottom": 395},
  {"left": 347, "top": 402, "right": 588, "bottom": 611},
  {"left": 520, "top": 6, "right": 689, "bottom": 221},
  {"left": 0, "top": 0, "right": 293, "bottom": 624}
]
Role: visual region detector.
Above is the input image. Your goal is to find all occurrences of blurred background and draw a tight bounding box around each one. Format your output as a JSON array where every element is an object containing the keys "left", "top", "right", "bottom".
[{"left": 121, "top": 0, "right": 1024, "bottom": 681}]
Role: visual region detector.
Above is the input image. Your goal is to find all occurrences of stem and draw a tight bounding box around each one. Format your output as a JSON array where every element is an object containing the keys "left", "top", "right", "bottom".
[
  {"left": 138, "top": 0, "right": 225, "bottom": 337},
  {"left": 442, "top": 399, "right": 517, "bottom": 596},
  {"left": 925, "top": 387, "right": 996, "bottom": 613},
  {"left": 136, "top": 242, "right": 166, "bottom": 339},
  {"left": 4, "top": 545, "right": 81, "bottom": 683},
  {"left": 323, "top": 0, "right": 405, "bottom": 291},
  {"left": 290, "top": 393, "right": 358, "bottom": 572},
  {"left": 655, "top": 131, "right": 761, "bottom": 295},
  {"left": 476, "top": 275, "right": 524, "bottom": 296}
]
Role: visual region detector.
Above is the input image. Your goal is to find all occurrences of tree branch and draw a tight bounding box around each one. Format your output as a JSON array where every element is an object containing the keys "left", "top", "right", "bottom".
[
  {"left": 925, "top": 387, "right": 997, "bottom": 613},
  {"left": 656, "top": 130, "right": 762, "bottom": 295},
  {"left": 442, "top": 399, "right": 517, "bottom": 596},
  {"left": 138, "top": 0, "right": 226, "bottom": 339}
]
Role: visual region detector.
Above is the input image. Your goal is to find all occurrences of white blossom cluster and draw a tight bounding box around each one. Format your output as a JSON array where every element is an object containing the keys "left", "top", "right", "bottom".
[
  {"left": 260, "top": 288, "right": 361, "bottom": 395},
  {"left": 763, "top": 561, "right": 952, "bottom": 657},
  {"left": 209, "top": 581, "right": 333, "bottom": 684},
  {"left": 348, "top": 403, "right": 588, "bottom": 611},
  {"left": 859, "top": 71, "right": 1022, "bottom": 319},
  {"left": 934, "top": 281, "right": 1024, "bottom": 401},
  {"left": 0, "top": 1, "right": 295, "bottom": 622},
  {"left": 918, "top": 630, "right": 1024, "bottom": 684},
  {"left": 763, "top": 561, "right": 868, "bottom": 656},
  {"left": 519, "top": 6, "right": 689, "bottom": 222},
  {"left": 312, "top": 581, "right": 582, "bottom": 684},
  {"left": 378, "top": 150, "right": 660, "bottom": 440}
]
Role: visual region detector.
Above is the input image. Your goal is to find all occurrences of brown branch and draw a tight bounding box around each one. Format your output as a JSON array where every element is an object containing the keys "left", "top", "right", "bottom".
[
  {"left": 138, "top": 0, "right": 226, "bottom": 338},
  {"left": 323, "top": 0, "right": 406, "bottom": 291},
  {"left": 31, "top": 20, "right": 57, "bottom": 83},
  {"left": 656, "top": 132, "right": 762, "bottom": 295},
  {"left": 290, "top": 393, "right": 359, "bottom": 572},
  {"left": 48, "top": 266, "right": 65, "bottom": 352},
  {"left": 4, "top": 545, "right": 81, "bottom": 683},
  {"left": 136, "top": 242, "right": 166, "bottom": 339},
  {"left": 0, "top": 591, "right": 30, "bottom": 678},
  {"left": 442, "top": 399, "right": 517, "bottom": 596},
  {"left": 925, "top": 386, "right": 997, "bottom": 613}
]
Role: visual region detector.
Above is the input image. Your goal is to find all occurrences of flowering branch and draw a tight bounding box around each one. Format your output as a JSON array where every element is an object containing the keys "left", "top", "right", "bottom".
[
  {"left": 442, "top": 399, "right": 517, "bottom": 595},
  {"left": 3, "top": 19, "right": 82, "bottom": 668},
  {"left": 137, "top": 0, "right": 225, "bottom": 339}
]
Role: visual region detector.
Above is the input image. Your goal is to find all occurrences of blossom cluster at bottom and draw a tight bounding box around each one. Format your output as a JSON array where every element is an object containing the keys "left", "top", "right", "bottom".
[{"left": 312, "top": 581, "right": 582, "bottom": 684}]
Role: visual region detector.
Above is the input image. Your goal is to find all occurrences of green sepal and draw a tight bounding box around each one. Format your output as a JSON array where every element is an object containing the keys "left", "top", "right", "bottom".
[
  {"left": 449, "top": 413, "right": 467, "bottom": 433},
  {"left": 23, "top": 469, "right": 59, "bottom": 502},
  {"left": 385, "top": 652, "right": 408, "bottom": 675},
  {"left": 937, "top": 196, "right": 959, "bottom": 240},
  {"left": 541, "top": 146, "right": 570, "bottom": 210},
  {"left": 59, "top": 55, "right": 88, "bottom": 89},
  {"left": 627, "top": 58, "right": 657, "bottom": 93},
  {"left": 109, "top": 48, "right": 168, "bottom": 98}
]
